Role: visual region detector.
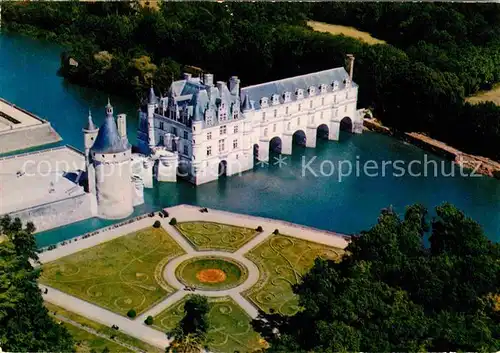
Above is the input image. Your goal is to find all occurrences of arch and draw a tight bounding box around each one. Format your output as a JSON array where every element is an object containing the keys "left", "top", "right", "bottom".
[
  {"left": 317, "top": 124, "right": 329, "bottom": 140},
  {"left": 340, "top": 116, "right": 353, "bottom": 133},
  {"left": 292, "top": 130, "right": 306, "bottom": 147},
  {"left": 218, "top": 160, "right": 228, "bottom": 177},
  {"left": 269, "top": 136, "right": 282, "bottom": 154}
]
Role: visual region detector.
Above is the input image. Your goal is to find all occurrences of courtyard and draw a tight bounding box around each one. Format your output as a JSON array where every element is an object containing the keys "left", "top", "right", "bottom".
[{"left": 39, "top": 205, "right": 348, "bottom": 352}]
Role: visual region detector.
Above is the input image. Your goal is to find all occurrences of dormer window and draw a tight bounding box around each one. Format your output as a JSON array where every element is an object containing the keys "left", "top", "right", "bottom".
[
  {"left": 296, "top": 89, "right": 304, "bottom": 99},
  {"left": 271, "top": 94, "right": 280, "bottom": 105},
  {"left": 320, "top": 84, "right": 327, "bottom": 94},
  {"left": 260, "top": 97, "right": 269, "bottom": 108},
  {"left": 332, "top": 81, "right": 339, "bottom": 91},
  {"left": 308, "top": 86, "right": 316, "bottom": 96},
  {"left": 282, "top": 92, "right": 292, "bottom": 103}
]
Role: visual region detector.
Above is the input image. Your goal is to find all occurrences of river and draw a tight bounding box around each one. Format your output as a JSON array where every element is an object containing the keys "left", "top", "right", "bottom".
[{"left": 0, "top": 33, "right": 498, "bottom": 247}]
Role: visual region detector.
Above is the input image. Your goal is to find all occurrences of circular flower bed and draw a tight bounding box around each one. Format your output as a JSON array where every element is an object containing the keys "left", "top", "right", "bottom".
[{"left": 175, "top": 257, "right": 248, "bottom": 290}]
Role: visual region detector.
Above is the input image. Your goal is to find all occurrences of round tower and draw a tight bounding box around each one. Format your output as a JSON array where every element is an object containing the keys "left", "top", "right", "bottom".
[
  {"left": 90, "top": 100, "right": 134, "bottom": 219},
  {"left": 83, "top": 109, "right": 99, "bottom": 195}
]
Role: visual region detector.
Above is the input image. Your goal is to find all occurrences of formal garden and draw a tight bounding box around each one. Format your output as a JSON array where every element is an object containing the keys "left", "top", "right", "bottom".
[
  {"left": 40, "top": 226, "right": 185, "bottom": 315},
  {"left": 39, "top": 216, "right": 343, "bottom": 352},
  {"left": 153, "top": 295, "right": 267, "bottom": 353},
  {"left": 174, "top": 221, "right": 258, "bottom": 252}
]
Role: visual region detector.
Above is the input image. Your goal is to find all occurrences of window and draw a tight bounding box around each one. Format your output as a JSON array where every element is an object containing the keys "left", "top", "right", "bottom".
[
  {"left": 207, "top": 146, "right": 212, "bottom": 156},
  {"left": 321, "top": 97, "right": 325, "bottom": 105},
  {"left": 183, "top": 145, "right": 188, "bottom": 155},
  {"left": 287, "top": 122, "right": 291, "bottom": 130},
  {"left": 320, "top": 111, "right": 324, "bottom": 119},
  {"left": 183, "top": 131, "right": 188, "bottom": 140},
  {"left": 220, "top": 125, "right": 227, "bottom": 135},
  {"left": 344, "top": 105, "right": 348, "bottom": 113},
  {"left": 159, "top": 135, "right": 164, "bottom": 145},
  {"left": 298, "top": 117, "right": 301, "bottom": 125},
  {"left": 159, "top": 121, "right": 164, "bottom": 130},
  {"left": 233, "top": 139, "right": 238, "bottom": 149},
  {"left": 285, "top": 106, "right": 289, "bottom": 115},
  {"left": 172, "top": 127, "right": 177, "bottom": 136},
  {"left": 274, "top": 109, "right": 277, "bottom": 118},
  {"left": 218, "top": 139, "right": 225, "bottom": 152},
  {"left": 264, "top": 128, "right": 268, "bottom": 136},
  {"left": 207, "top": 132, "right": 212, "bottom": 140},
  {"left": 309, "top": 100, "right": 313, "bottom": 109},
  {"left": 260, "top": 97, "right": 269, "bottom": 107},
  {"left": 298, "top": 104, "right": 302, "bottom": 111},
  {"left": 273, "top": 124, "right": 276, "bottom": 132},
  {"left": 236, "top": 154, "right": 239, "bottom": 160},
  {"left": 234, "top": 125, "right": 239, "bottom": 133},
  {"left": 262, "top": 112, "right": 266, "bottom": 121}
]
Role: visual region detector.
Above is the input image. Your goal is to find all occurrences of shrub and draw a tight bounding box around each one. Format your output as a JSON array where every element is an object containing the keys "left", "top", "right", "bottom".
[
  {"left": 169, "top": 218, "right": 177, "bottom": 226},
  {"left": 256, "top": 226, "right": 263, "bottom": 232},
  {"left": 153, "top": 220, "right": 161, "bottom": 228},
  {"left": 273, "top": 229, "right": 279, "bottom": 235},
  {"left": 127, "top": 309, "right": 136, "bottom": 318},
  {"left": 144, "top": 315, "right": 154, "bottom": 325}
]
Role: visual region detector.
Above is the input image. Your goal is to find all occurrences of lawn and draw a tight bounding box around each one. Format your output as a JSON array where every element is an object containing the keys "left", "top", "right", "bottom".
[
  {"left": 307, "top": 20, "right": 386, "bottom": 45},
  {"left": 64, "top": 323, "right": 131, "bottom": 353},
  {"left": 244, "top": 234, "right": 343, "bottom": 315},
  {"left": 153, "top": 296, "right": 267, "bottom": 353},
  {"left": 175, "top": 256, "right": 248, "bottom": 290},
  {"left": 466, "top": 84, "right": 500, "bottom": 105},
  {"left": 40, "top": 226, "right": 185, "bottom": 316},
  {"left": 45, "top": 302, "right": 163, "bottom": 353},
  {"left": 175, "top": 221, "right": 258, "bottom": 252}
]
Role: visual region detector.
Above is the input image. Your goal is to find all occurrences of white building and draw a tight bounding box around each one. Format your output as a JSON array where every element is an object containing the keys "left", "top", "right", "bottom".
[{"left": 137, "top": 55, "right": 364, "bottom": 185}]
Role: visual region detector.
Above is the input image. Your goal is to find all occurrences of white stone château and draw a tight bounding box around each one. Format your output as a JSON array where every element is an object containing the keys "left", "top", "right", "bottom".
[
  {"left": 137, "top": 55, "right": 364, "bottom": 185},
  {"left": 84, "top": 100, "right": 145, "bottom": 219}
]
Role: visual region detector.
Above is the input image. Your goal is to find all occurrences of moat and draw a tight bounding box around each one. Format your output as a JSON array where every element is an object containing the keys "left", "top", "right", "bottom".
[{"left": 0, "top": 33, "right": 498, "bottom": 246}]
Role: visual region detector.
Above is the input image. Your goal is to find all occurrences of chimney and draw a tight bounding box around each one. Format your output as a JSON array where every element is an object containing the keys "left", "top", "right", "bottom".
[
  {"left": 183, "top": 73, "right": 192, "bottom": 81},
  {"left": 216, "top": 81, "right": 226, "bottom": 93},
  {"left": 346, "top": 54, "right": 355, "bottom": 83},
  {"left": 229, "top": 76, "right": 240, "bottom": 96},
  {"left": 116, "top": 114, "right": 127, "bottom": 138},
  {"left": 203, "top": 73, "right": 214, "bottom": 87}
]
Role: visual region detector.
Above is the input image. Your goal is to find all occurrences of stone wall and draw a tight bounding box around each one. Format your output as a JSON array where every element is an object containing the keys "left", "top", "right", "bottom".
[{"left": 9, "top": 193, "right": 93, "bottom": 233}]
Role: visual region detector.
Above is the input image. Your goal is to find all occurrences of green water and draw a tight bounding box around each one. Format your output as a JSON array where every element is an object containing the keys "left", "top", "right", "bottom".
[{"left": 0, "top": 33, "right": 498, "bottom": 246}]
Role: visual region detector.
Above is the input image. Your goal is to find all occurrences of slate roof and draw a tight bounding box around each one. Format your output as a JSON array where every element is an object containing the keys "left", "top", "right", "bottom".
[
  {"left": 240, "top": 67, "right": 356, "bottom": 110},
  {"left": 85, "top": 110, "right": 98, "bottom": 131},
  {"left": 91, "top": 109, "right": 130, "bottom": 154},
  {"left": 166, "top": 77, "right": 239, "bottom": 122}
]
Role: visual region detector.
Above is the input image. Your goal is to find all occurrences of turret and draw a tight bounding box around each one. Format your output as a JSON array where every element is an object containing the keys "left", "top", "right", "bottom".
[
  {"left": 83, "top": 109, "right": 99, "bottom": 194},
  {"left": 241, "top": 94, "right": 253, "bottom": 112},
  {"left": 147, "top": 86, "right": 158, "bottom": 149},
  {"left": 117, "top": 114, "right": 127, "bottom": 138},
  {"left": 90, "top": 100, "right": 133, "bottom": 219}
]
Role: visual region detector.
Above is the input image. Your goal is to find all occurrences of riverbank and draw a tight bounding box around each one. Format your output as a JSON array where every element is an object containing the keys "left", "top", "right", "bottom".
[{"left": 364, "top": 118, "right": 500, "bottom": 179}]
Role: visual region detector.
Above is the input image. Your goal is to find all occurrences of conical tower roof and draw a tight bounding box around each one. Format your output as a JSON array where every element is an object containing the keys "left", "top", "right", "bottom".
[
  {"left": 241, "top": 94, "right": 252, "bottom": 112},
  {"left": 91, "top": 100, "right": 130, "bottom": 154},
  {"left": 84, "top": 109, "right": 98, "bottom": 131}
]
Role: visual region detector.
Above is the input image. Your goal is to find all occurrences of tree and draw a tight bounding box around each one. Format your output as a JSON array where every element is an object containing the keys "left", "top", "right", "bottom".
[
  {"left": 254, "top": 203, "right": 500, "bottom": 352},
  {"left": 0, "top": 216, "right": 74, "bottom": 351},
  {"left": 169, "top": 295, "right": 210, "bottom": 352}
]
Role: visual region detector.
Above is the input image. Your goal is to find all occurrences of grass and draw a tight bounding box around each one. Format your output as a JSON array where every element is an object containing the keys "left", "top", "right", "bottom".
[
  {"left": 307, "top": 20, "right": 386, "bottom": 45},
  {"left": 65, "top": 323, "right": 131, "bottom": 353},
  {"left": 175, "top": 221, "right": 258, "bottom": 252},
  {"left": 244, "top": 234, "right": 343, "bottom": 315},
  {"left": 153, "top": 296, "right": 267, "bottom": 353},
  {"left": 40, "top": 226, "right": 185, "bottom": 316},
  {"left": 466, "top": 83, "right": 500, "bottom": 105},
  {"left": 175, "top": 257, "right": 248, "bottom": 290},
  {"left": 45, "top": 302, "right": 164, "bottom": 353}
]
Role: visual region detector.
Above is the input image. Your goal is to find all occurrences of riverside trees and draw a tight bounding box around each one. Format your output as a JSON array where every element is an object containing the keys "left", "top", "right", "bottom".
[
  {"left": 253, "top": 203, "right": 500, "bottom": 351},
  {"left": 0, "top": 215, "right": 74, "bottom": 352}
]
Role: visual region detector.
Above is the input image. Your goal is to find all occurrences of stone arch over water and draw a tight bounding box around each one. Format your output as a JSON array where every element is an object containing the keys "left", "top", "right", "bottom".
[
  {"left": 269, "top": 136, "right": 282, "bottom": 154},
  {"left": 317, "top": 124, "right": 329, "bottom": 140},
  {"left": 340, "top": 116, "right": 353, "bottom": 133}
]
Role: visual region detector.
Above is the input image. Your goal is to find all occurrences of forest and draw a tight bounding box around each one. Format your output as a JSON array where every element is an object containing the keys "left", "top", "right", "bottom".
[{"left": 2, "top": 1, "right": 499, "bottom": 161}]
